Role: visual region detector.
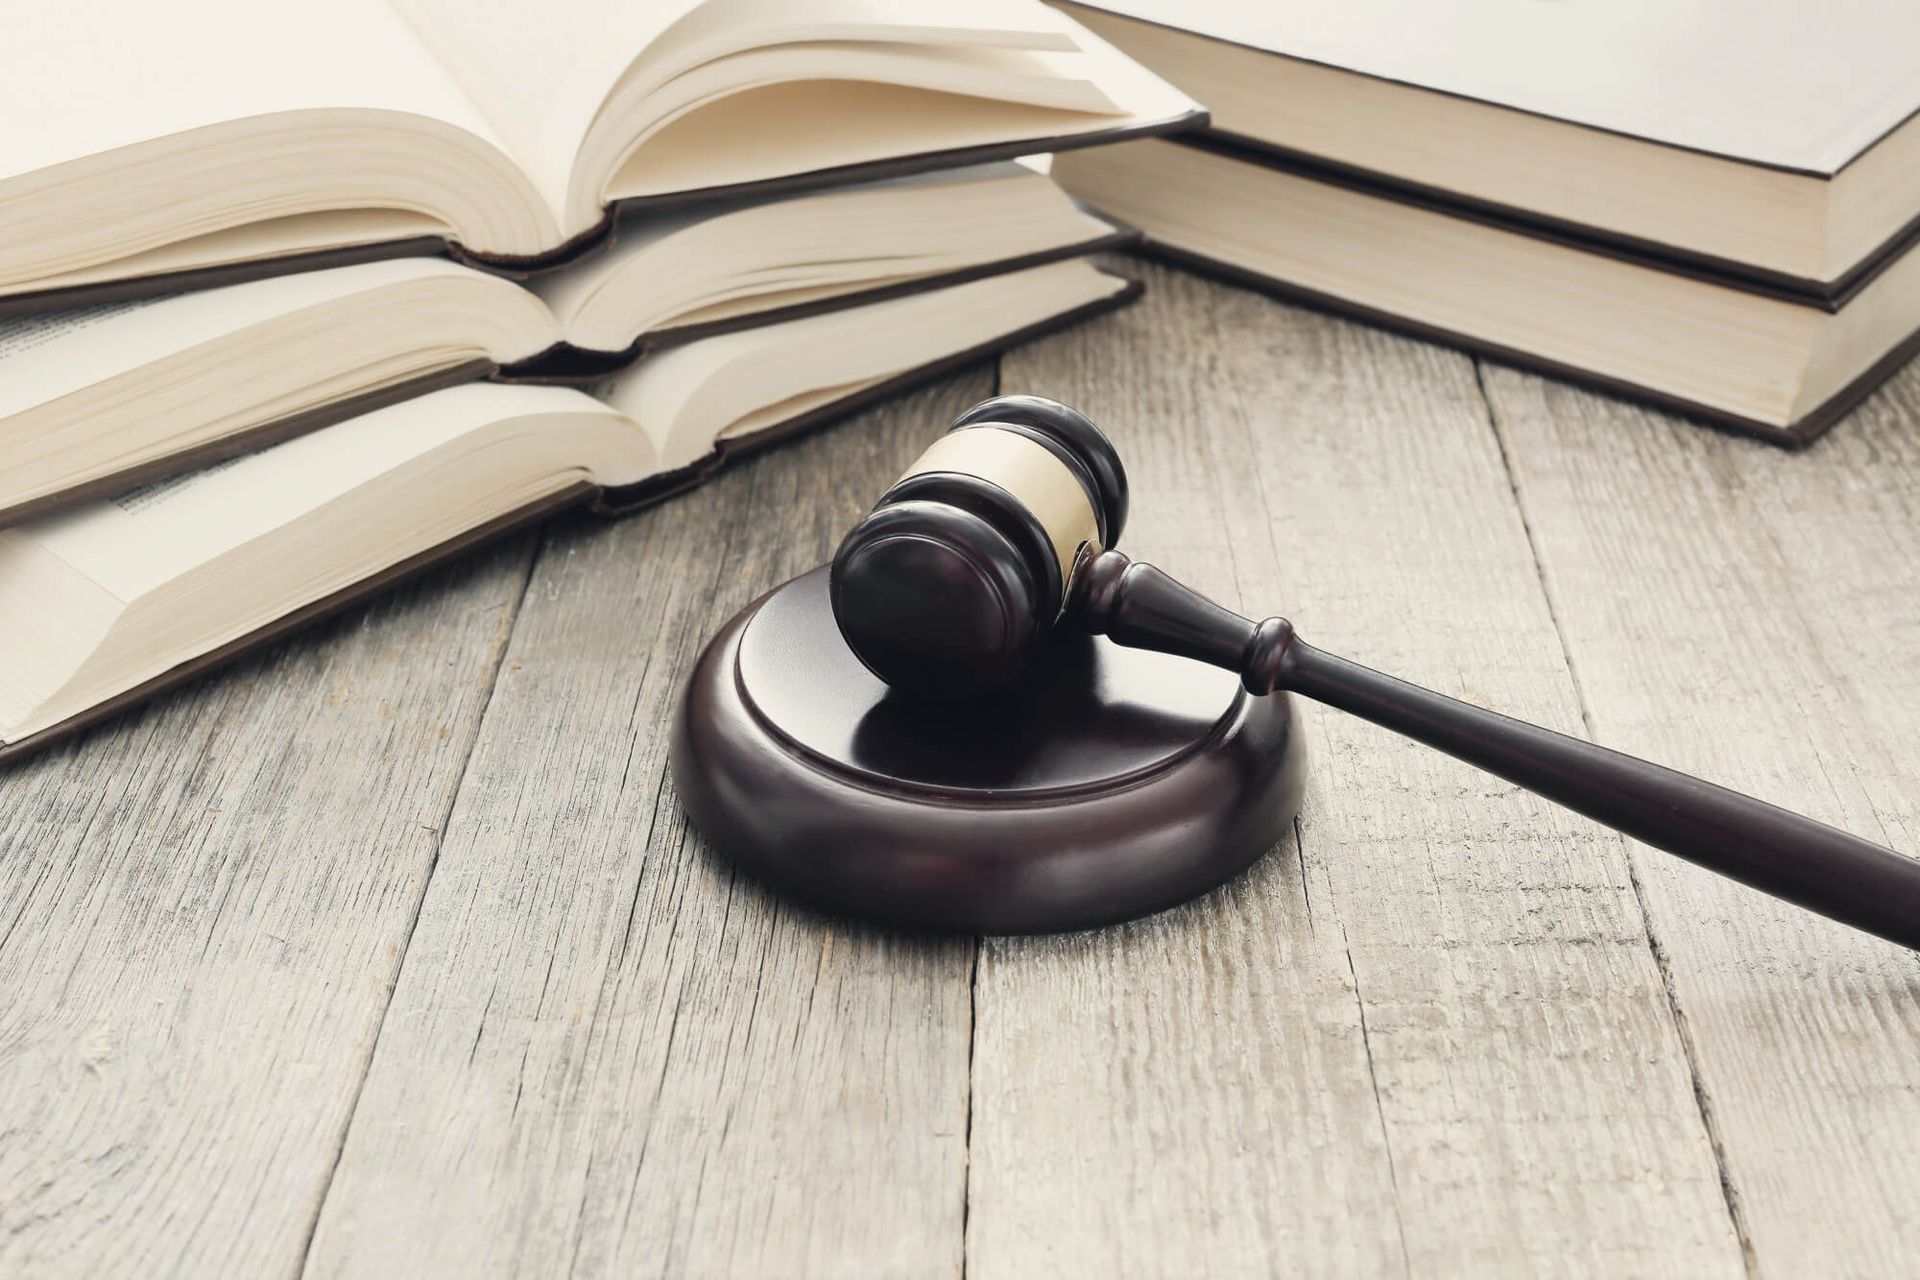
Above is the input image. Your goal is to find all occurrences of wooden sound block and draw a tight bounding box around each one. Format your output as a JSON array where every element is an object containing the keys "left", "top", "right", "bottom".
[{"left": 670, "top": 567, "right": 1306, "bottom": 933}]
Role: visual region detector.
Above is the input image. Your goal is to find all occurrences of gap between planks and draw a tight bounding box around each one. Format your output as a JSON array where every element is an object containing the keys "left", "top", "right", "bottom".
[
  {"left": 294, "top": 530, "right": 549, "bottom": 1276},
  {"left": 1469, "top": 358, "right": 1758, "bottom": 1275}
]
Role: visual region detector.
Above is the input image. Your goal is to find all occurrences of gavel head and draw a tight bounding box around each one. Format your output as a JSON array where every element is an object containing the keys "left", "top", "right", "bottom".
[{"left": 829, "top": 395, "right": 1128, "bottom": 698}]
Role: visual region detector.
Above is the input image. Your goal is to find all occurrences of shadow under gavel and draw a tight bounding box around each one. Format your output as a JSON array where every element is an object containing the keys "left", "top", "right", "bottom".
[
  {"left": 827, "top": 393, "right": 1920, "bottom": 948},
  {"left": 1072, "top": 547, "right": 1920, "bottom": 950}
]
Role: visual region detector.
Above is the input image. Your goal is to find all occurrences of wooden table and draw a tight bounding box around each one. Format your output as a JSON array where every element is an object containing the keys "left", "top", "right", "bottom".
[{"left": 5, "top": 260, "right": 1919, "bottom": 1278}]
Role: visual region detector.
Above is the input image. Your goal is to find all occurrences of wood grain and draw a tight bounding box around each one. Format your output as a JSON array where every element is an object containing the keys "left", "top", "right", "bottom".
[
  {"left": 1483, "top": 359, "right": 1920, "bottom": 1274},
  {"left": 970, "top": 263, "right": 1744, "bottom": 1276},
  {"left": 0, "top": 536, "right": 539, "bottom": 1277},
  {"left": 7, "top": 260, "right": 1920, "bottom": 1280},
  {"left": 302, "top": 375, "right": 992, "bottom": 1279}
]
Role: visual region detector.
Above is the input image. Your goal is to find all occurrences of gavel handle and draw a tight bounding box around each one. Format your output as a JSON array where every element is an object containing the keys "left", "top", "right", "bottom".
[
  {"left": 1281, "top": 639, "right": 1920, "bottom": 947},
  {"left": 1073, "top": 549, "right": 1920, "bottom": 949}
]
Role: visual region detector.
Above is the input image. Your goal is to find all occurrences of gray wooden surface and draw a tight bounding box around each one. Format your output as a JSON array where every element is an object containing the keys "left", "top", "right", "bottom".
[{"left": 4, "top": 260, "right": 1919, "bottom": 1278}]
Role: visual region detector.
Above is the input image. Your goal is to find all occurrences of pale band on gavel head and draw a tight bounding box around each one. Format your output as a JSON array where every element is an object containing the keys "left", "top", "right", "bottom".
[
  {"left": 829, "top": 394, "right": 1130, "bottom": 698},
  {"left": 896, "top": 425, "right": 1103, "bottom": 586}
]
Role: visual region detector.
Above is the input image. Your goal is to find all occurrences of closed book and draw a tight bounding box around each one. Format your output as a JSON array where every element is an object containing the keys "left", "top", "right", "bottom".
[
  {"left": 1055, "top": 0, "right": 1920, "bottom": 304},
  {"left": 1055, "top": 138, "right": 1920, "bottom": 443}
]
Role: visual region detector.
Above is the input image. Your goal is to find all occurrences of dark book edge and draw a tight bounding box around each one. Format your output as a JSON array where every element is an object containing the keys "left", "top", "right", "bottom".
[
  {"left": 0, "top": 228, "right": 1140, "bottom": 527},
  {"left": 0, "top": 236, "right": 458, "bottom": 320},
  {"left": 1181, "top": 131, "right": 1920, "bottom": 310},
  {"left": 590, "top": 109, "right": 1207, "bottom": 222},
  {"left": 0, "top": 272, "right": 1142, "bottom": 768},
  {"left": 1055, "top": 0, "right": 1920, "bottom": 180},
  {"left": 504, "top": 219, "right": 1141, "bottom": 380},
  {"left": 1136, "top": 240, "right": 1920, "bottom": 449},
  {"left": 0, "top": 109, "right": 1201, "bottom": 318}
]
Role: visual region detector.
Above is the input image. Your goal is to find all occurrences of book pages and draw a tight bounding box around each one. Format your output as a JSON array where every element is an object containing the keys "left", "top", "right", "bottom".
[
  {"left": 0, "top": 0, "right": 508, "bottom": 184},
  {"left": 0, "top": 259, "right": 487, "bottom": 418},
  {"left": 20, "top": 383, "right": 596, "bottom": 603}
]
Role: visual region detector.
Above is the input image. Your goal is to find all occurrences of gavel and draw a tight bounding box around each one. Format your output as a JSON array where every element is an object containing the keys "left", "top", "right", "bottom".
[{"left": 829, "top": 395, "right": 1920, "bottom": 949}]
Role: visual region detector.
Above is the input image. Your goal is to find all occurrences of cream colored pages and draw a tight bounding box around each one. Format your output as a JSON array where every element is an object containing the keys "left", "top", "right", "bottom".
[
  {"left": 1074, "top": 0, "right": 1920, "bottom": 171},
  {"left": 605, "top": 26, "right": 1190, "bottom": 200},
  {"left": 24, "top": 383, "right": 600, "bottom": 604},
  {"left": 0, "top": 301, "right": 170, "bottom": 403},
  {"left": 587, "top": 0, "right": 1099, "bottom": 143},
  {"left": 391, "top": 0, "right": 705, "bottom": 221},
  {"left": 395, "top": 0, "right": 1093, "bottom": 226},
  {"left": 639, "top": 0, "right": 1082, "bottom": 78},
  {"left": 529, "top": 161, "right": 1107, "bottom": 340},
  {"left": 0, "top": 259, "right": 498, "bottom": 417},
  {"left": 623, "top": 39, "right": 1121, "bottom": 130},
  {"left": 602, "top": 258, "right": 1122, "bottom": 466},
  {"left": 0, "top": 0, "right": 508, "bottom": 184}
]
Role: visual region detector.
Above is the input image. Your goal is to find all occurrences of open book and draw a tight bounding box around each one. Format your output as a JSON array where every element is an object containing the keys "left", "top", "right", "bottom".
[
  {"left": 0, "top": 0, "right": 1197, "bottom": 308},
  {"left": 0, "top": 161, "right": 1126, "bottom": 525},
  {"left": 0, "top": 258, "right": 1138, "bottom": 760}
]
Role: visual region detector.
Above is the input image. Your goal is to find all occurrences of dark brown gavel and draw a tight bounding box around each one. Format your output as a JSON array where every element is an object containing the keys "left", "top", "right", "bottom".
[{"left": 829, "top": 395, "right": 1920, "bottom": 949}]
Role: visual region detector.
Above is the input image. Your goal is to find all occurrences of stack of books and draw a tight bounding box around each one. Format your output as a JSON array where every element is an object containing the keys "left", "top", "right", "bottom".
[
  {"left": 1050, "top": 0, "right": 1920, "bottom": 446},
  {"left": 0, "top": 0, "right": 1201, "bottom": 760}
]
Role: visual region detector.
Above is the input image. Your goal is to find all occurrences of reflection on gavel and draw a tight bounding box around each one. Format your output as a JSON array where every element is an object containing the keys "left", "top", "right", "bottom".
[{"left": 829, "top": 395, "right": 1920, "bottom": 950}]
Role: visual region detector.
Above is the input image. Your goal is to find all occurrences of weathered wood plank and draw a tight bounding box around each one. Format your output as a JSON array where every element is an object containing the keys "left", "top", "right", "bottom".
[
  {"left": 0, "top": 536, "right": 539, "bottom": 1278},
  {"left": 971, "top": 264, "right": 1744, "bottom": 1276},
  {"left": 17, "top": 264, "right": 1912, "bottom": 1280},
  {"left": 303, "top": 375, "right": 992, "bottom": 1279},
  {"left": 1483, "top": 360, "right": 1920, "bottom": 1274}
]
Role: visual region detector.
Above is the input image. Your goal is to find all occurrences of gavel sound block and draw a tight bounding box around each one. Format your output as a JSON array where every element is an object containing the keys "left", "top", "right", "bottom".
[
  {"left": 671, "top": 567, "right": 1305, "bottom": 933},
  {"left": 673, "top": 395, "right": 1920, "bottom": 944}
]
